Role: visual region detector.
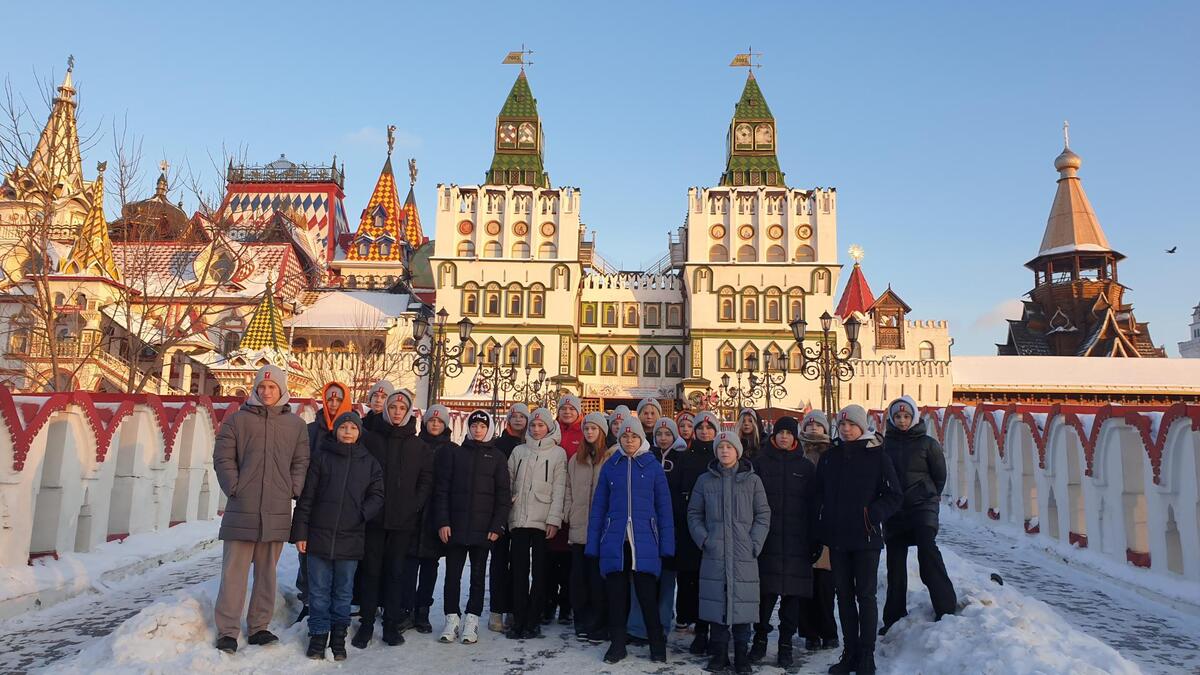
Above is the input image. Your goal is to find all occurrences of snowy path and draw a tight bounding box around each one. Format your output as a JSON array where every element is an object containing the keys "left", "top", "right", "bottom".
[
  {"left": 0, "top": 548, "right": 222, "bottom": 674},
  {"left": 938, "top": 510, "right": 1200, "bottom": 675}
]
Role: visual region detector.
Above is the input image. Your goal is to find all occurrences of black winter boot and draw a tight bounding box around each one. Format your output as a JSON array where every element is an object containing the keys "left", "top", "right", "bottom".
[
  {"left": 858, "top": 650, "right": 877, "bottom": 674},
  {"left": 777, "top": 637, "right": 794, "bottom": 669},
  {"left": 414, "top": 606, "right": 433, "bottom": 633},
  {"left": 704, "top": 651, "right": 731, "bottom": 673},
  {"left": 306, "top": 633, "right": 328, "bottom": 660},
  {"left": 805, "top": 637, "right": 820, "bottom": 651},
  {"left": 649, "top": 638, "right": 668, "bottom": 663},
  {"left": 733, "top": 640, "right": 752, "bottom": 674},
  {"left": 827, "top": 649, "right": 856, "bottom": 674},
  {"left": 351, "top": 619, "right": 373, "bottom": 649},
  {"left": 329, "top": 626, "right": 348, "bottom": 661},
  {"left": 690, "top": 621, "right": 711, "bottom": 655},
  {"left": 603, "top": 641, "right": 627, "bottom": 664},
  {"left": 381, "top": 621, "right": 405, "bottom": 646},
  {"left": 394, "top": 610, "right": 415, "bottom": 632},
  {"left": 748, "top": 633, "right": 768, "bottom": 663}
]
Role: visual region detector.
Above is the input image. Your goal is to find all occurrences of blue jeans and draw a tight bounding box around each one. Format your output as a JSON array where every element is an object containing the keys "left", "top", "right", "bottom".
[
  {"left": 306, "top": 555, "right": 357, "bottom": 635},
  {"left": 627, "top": 568, "right": 675, "bottom": 640}
]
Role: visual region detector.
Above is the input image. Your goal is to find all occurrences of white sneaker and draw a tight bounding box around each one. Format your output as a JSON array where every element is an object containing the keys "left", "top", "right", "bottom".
[
  {"left": 438, "top": 614, "right": 460, "bottom": 643},
  {"left": 488, "top": 613, "right": 505, "bottom": 633},
  {"left": 461, "top": 614, "right": 480, "bottom": 644}
]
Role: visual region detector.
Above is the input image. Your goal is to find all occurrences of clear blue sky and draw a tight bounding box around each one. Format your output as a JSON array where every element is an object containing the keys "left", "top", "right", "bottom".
[{"left": 3, "top": 1, "right": 1197, "bottom": 355}]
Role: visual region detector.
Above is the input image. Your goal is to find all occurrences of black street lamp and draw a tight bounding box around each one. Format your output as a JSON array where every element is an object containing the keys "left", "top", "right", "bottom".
[
  {"left": 790, "top": 310, "right": 861, "bottom": 415},
  {"left": 744, "top": 352, "right": 788, "bottom": 424},
  {"left": 411, "top": 306, "right": 474, "bottom": 404},
  {"left": 510, "top": 364, "right": 551, "bottom": 408},
  {"left": 475, "top": 348, "right": 518, "bottom": 415}
]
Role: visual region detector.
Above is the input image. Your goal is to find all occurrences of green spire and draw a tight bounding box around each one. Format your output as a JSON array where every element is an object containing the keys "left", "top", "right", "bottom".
[
  {"left": 238, "top": 280, "right": 289, "bottom": 352},
  {"left": 487, "top": 70, "right": 550, "bottom": 188},
  {"left": 721, "top": 72, "right": 785, "bottom": 187}
]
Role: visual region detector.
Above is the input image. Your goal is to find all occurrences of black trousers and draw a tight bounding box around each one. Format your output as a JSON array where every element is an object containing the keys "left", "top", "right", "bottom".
[
  {"left": 445, "top": 544, "right": 490, "bottom": 616},
  {"left": 755, "top": 593, "right": 801, "bottom": 641},
  {"left": 544, "top": 549, "right": 572, "bottom": 616},
  {"left": 830, "top": 548, "right": 882, "bottom": 656},
  {"left": 883, "top": 524, "right": 957, "bottom": 625},
  {"left": 604, "top": 543, "right": 663, "bottom": 649},
  {"left": 509, "top": 527, "right": 547, "bottom": 632},
  {"left": 489, "top": 532, "right": 512, "bottom": 613},
  {"left": 675, "top": 568, "right": 700, "bottom": 624},
  {"left": 569, "top": 544, "right": 607, "bottom": 631},
  {"left": 358, "top": 529, "right": 411, "bottom": 624},
  {"left": 800, "top": 568, "right": 838, "bottom": 640},
  {"left": 399, "top": 555, "right": 439, "bottom": 611}
]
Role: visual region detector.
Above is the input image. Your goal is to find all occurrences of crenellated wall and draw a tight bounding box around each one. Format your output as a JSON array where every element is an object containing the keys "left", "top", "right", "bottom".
[
  {"left": 913, "top": 402, "right": 1200, "bottom": 582},
  {"left": 0, "top": 388, "right": 323, "bottom": 569}
]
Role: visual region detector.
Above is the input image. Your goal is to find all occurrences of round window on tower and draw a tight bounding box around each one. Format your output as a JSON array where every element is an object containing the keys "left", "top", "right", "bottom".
[
  {"left": 796, "top": 224, "right": 813, "bottom": 240},
  {"left": 485, "top": 221, "right": 501, "bottom": 236},
  {"left": 767, "top": 224, "right": 784, "bottom": 240},
  {"left": 458, "top": 220, "right": 474, "bottom": 235},
  {"left": 540, "top": 222, "right": 556, "bottom": 237},
  {"left": 513, "top": 221, "right": 529, "bottom": 236},
  {"left": 739, "top": 225, "right": 755, "bottom": 240},
  {"left": 710, "top": 224, "right": 726, "bottom": 240}
]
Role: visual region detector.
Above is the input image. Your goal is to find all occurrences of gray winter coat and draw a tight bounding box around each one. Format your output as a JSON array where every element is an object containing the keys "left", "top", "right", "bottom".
[
  {"left": 688, "top": 458, "right": 771, "bottom": 626},
  {"left": 214, "top": 402, "right": 310, "bottom": 542}
]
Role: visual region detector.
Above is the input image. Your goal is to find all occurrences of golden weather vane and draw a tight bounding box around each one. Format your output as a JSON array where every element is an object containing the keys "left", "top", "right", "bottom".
[
  {"left": 387, "top": 124, "right": 397, "bottom": 157},
  {"left": 408, "top": 158, "right": 418, "bottom": 187},
  {"left": 502, "top": 44, "right": 535, "bottom": 68},
  {"left": 730, "top": 46, "right": 762, "bottom": 70}
]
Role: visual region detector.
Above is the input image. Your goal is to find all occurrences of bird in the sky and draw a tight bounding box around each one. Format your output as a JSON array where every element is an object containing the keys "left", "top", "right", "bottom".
[{"left": 1166, "top": 246, "right": 1177, "bottom": 254}]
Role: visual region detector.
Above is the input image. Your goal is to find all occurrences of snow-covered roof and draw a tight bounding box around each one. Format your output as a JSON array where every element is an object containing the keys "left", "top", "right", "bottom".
[
  {"left": 288, "top": 291, "right": 415, "bottom": 329},
  {"left": 952, "top": 355, "right": 1200, "bottom": 393}
]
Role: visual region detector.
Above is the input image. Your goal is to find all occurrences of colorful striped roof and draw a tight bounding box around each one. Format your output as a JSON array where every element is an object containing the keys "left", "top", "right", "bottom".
[
  {"left": 403, "top": 185, "right": 424, "bottom": 245},
  {"left": 348, "top": 157, "right": 409, "bottom": 259},
  {"left": 62, "top": 166, "right": 121, "bottom": 280}
]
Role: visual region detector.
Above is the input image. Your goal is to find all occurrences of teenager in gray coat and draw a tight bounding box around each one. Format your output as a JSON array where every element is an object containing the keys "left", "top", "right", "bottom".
[
  {"left": 212, "top": 364, "right": 310, "bottom": 653},
  {"left": 688, "top": 431, "right": 771, "bottom": 674}
]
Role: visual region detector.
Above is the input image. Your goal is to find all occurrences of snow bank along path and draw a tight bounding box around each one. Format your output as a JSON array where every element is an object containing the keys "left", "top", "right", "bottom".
[{"left": 45, "top": 540, "right": 1139, "bottom": 674}]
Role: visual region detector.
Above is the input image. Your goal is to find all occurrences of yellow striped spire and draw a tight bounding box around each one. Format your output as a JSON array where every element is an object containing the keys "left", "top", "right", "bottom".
[
  {"left": 62, "top": 163, "right": 121, "bottom": 280},
  {"left": 238, "top": 280, "right": 289, "bottom": 351}
]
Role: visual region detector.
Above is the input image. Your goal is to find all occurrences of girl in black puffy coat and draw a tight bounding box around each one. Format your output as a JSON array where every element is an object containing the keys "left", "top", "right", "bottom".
[
  {"left": 292, "top": 412, "right": 384, "bottom": 661},
  {"left": 749, "top": 416, "right": 819, "bottom": 669},
  {"left": 401, "top": 404, "right": 457, "bottom": 633},
  {"left": 434, "top": 410, "right": 512, "bottom": 645}
]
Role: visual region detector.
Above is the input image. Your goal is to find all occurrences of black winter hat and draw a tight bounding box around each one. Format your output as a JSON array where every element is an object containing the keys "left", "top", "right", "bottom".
[
  {"left": 333, "top": 411, "right": 364, "bottom": 435},
  {"left": 772, "top": 416, "right": 799, "bottom": 439},
  {"left": 468, "top": 410, "right": 491, "bottom": 428}
]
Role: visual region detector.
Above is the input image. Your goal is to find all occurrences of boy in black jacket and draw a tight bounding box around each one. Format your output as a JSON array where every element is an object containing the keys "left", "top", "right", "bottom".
[
  {"left": 435, "top": 410, "right": 512, "bottom": 644},
  {"left": 814, "top": 405, "right": 901, "bottom": 675},
  {"left": 292, "top": 412, "right": 384, "bottom": 661}
]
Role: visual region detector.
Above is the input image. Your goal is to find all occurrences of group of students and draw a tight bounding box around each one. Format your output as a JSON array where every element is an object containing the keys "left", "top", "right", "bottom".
[{"left": 211, "top": 364, "right": 957, "bottom": 674}]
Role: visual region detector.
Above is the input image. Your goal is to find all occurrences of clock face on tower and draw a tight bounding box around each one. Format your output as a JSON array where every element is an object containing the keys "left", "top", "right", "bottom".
[
  {"left": 499, "top": 123, "right": 517, "bottom": 147},
  {"left": 518, "top": 122, "right": 536, "bottom": 147},
  {"left": 735, "top": 123, "right": 753, "bottom": 149}
]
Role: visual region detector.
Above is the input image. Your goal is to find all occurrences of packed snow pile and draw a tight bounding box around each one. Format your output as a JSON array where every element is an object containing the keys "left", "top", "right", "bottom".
[{"left": 46, "top": 544, "right": 1141, "bottom": 674}]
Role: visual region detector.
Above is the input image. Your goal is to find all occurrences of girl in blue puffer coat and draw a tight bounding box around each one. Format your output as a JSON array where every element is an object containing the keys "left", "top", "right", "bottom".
[{"left": 586, "top": 418, "right": 674, "bottom": 665}]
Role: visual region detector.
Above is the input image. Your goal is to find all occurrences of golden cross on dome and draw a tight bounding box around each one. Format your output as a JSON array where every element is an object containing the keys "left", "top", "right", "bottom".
[
  {"left": 848, "top": 244, "right": 864, "bottom": 263},
  {"left": 159, "top": 159, "right": 170, "bottom": 174},
  {"left": 502, "top": 45, "right": 534, "bottom": 68},
  {"left": 730, "top": 47, "right": 762, "bottom": 70}
]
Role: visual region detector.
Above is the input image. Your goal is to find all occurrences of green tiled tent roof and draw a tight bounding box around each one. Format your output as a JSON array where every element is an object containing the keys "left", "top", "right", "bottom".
[
  {"left": 239, "top": 282, "right": 289, "bottom": 352},
  {"left": 734, "top": 73, "right": 773, "bottom": 120},
  {"left": 500, "top": 71, "right": 538, "bottom": 118}
]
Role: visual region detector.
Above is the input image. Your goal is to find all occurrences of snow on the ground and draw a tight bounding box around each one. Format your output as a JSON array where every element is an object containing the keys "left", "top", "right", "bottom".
[
  {"left": 0, "top": 520, "right": 221, "bottom": 620},
  {"left": 46, "top": 539, "right": 1140, "bottom": 674},
  {"left": 938, "top": 509, "right": 1200, "bottom": 674}
]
